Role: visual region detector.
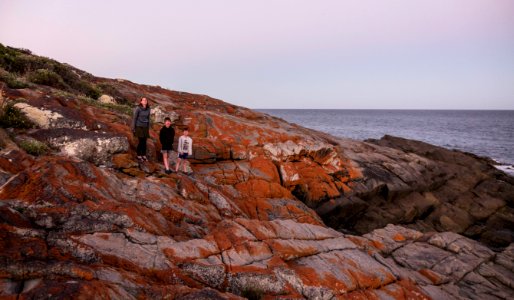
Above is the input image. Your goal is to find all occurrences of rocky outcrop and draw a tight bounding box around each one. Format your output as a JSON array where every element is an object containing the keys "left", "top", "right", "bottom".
[
  {"left": 98, "top": 94, "right": 116, "bottom": 104},
  {"left": 320, "top": 135, "right": 514, "bottom": 249},
  {"left": 1, "top": 153, "right": 510, "bottom": 298},
  {"left": 352, "top": 224, "right": 514, "bottom": 299},
  {"left": 14, "top": 102, "right": 86, "bottom": 129},
  {"left": 0, "top": 155, "right": 430, "bottom": 299},
  {"left": 151, "top": 105, "right": 178, "bottom": 124},
  {"left": 31, "top": 128, "right": 129, "bottom": 166},
  {"left": 1, "top": 47, "right": 513, "bottom": 299}
]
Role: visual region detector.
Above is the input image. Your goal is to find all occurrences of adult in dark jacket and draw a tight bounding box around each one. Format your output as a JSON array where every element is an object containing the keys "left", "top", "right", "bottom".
[
  {"left": 159, "top": 117, "right": 175, "bottom": 174},
  {"left": 131, "top": 97, "right": 151, "bottom": 161}
]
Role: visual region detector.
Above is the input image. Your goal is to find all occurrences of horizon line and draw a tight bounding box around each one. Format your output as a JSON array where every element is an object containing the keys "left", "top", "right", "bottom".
[{"left": 253, "top": 108, "right": 514, "bottom": 111}]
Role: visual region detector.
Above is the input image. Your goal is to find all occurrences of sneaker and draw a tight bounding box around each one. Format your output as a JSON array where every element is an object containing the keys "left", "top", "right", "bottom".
[
  {"left": 142, "top": 156, "right": 148, "bottom": 162},
  {"left": 165, "top": 169, "right": 172, "bottom": 174},
  {"left": 137, "top": 156, "right": 143, "bottom": 161}
]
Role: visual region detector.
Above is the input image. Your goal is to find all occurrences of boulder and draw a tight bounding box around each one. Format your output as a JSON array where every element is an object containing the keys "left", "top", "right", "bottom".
[
  {"left": 31, "top": 128, "right": 128, "bottom": 166},
  {"left": 13, "top": 102, "right": 86, "bottom": 129},
  {"left": 97, "top": 94, "right": 116, "bottom": 104},
  {"left": 151, "top": 105, "right": 179, "bottom": 124}
]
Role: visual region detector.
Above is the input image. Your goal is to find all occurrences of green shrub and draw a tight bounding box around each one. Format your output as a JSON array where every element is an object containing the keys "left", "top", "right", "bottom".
[
  {"left": 79, "top": 95, "right": 132, "bottom": 115},
  {"left": 52, "top": 90, "right": 75, "bottom": 99},
  {"left": 0, "top": 44, "right": 21, "bottom": 72},
  {"left": 1, "top": 53, "right": 26, "bottom": 74},
  {"left": 0, "top": 69, "right": 28, "bottom": 89},
  {"left": 52, "top": 62, "right": 78, "bottom": 80},
  {"left": 52, "top": 62, "right": 82, "bottom": 87},
  {"left": 14, "top": 48, "right": 32, "bottom": 55},
  {"left": 97, "top": 82, "right": 117, "bottom": 95},
  {"left": 76, "top": 80, "right": 101, "bottom": 99},
  {"left": 28, "top": 69, "right": 68, "bottom": 89},
  {"left": 0, "top": 45, "right": 52, "bottom": 74},
  {"left": 102, "top": 102, "right": 132, "bottom": 115},
  {"left": 19, "top": 139, "right": 49, "bottom": 156},
  {"left": 18, "top": 55, "right": 53, "bottom": 73},
  {"left": 40, "top": 60, "right": 101, "bottom": 98},
  {"left": 0, "top": 103, "right": 33, "bottom": 128},
  {"left": 1, "top": 43, "right": 102, "bottom": 97}
]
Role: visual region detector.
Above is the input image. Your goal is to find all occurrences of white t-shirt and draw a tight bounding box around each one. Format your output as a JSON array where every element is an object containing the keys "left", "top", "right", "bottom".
[{"left": 178, "top": 136, "right": 193, "bottom": 155}]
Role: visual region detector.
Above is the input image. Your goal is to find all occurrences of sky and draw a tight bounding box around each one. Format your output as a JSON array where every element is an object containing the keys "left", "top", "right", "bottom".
[{"left": 1, "top": 0, "right": 514, "bottom": 109}]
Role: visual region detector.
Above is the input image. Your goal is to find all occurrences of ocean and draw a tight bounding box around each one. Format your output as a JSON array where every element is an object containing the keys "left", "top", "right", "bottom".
[{"left": 257, "top": 109, "right": 514, "bottom": 171}]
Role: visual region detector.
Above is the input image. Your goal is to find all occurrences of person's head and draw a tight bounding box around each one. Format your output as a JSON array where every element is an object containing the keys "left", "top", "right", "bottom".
[
  {"left": 182, "top": 127, "right": 189, "bottom": 136},
  {"left": 164, "top": 117, "right": 171, "bottom": 127},
  {"left": 139, "top": 97, "right": 148, "bottom": 108}
]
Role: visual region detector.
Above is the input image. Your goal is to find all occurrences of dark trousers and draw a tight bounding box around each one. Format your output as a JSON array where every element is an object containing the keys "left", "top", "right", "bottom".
[{"left": 136, "top": 137, "right": 147, "bottom": 156}]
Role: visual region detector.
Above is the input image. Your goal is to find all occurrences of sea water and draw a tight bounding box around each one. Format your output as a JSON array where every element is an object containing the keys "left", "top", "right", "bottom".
[{"left": 258, "top": 109, "right": 514, "bottom": 174}]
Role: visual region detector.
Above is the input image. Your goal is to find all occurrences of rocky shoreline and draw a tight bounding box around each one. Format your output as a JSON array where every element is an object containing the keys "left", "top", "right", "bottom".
[{"left": 1, "top": 46, "right": 513, "bottom": 299}]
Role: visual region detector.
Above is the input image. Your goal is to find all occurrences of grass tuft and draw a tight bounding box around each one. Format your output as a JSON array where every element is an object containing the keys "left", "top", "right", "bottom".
[{"left": 18, "top": 139, "right": 49, "bottom": 156}]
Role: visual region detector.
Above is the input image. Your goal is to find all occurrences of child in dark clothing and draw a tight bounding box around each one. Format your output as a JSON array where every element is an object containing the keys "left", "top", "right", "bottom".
[{"left": 159, "top": 117, "right": 175, "bottom": 174}]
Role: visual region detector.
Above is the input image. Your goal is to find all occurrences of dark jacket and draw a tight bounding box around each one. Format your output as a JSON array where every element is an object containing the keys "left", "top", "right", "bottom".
[
  {"left": 131, "top": 105, "right": 151, "bottom": 131},
  {"left": 159, "top": 126, "right": 175, "bottom": 150}
]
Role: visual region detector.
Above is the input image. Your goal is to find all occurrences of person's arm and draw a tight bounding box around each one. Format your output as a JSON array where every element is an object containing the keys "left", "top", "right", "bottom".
[
  {"left": 159, "top": 127, "right": 164, "bottom": 144},
  {"left": 131, "top": 107, "right": 139, "bottom": 132},
  {"left": 177, "top": 136, "right": 183, "bottom": 154},
  {"left": 188, "top": 137, "right": 193, "bottom": 156},
  {"left": 148, "top": 107, "right": 151, "bottom": 128}
]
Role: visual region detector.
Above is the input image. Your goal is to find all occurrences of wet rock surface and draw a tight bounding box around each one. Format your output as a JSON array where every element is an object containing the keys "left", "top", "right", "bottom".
[{"left": 1, "top": 49, "right": 513, "bottom": 299}]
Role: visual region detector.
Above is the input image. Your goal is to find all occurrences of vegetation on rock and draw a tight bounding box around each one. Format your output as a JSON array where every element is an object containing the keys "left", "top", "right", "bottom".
[
  {"left": 0, "top": 102, "right": 34, "bottom": 129},
  {"left": 0, "top": 68, "right": 28, "bottom": 89},
  {"left": 0, "top": 43, "right": 101, "bottom": 99},
  {"left": 78, "top": 95, "right": 133, "bottom": 116},
  {"left": 18, "top": 139, "right": 49, "bottom": 156},
  {"left": 28, "top": 68, "right": 67, "bottom": 89}
]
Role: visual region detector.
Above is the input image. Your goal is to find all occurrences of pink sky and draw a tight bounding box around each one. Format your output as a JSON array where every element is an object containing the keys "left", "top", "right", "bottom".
[{"left": 1, "top": 0, "right": 513, "bottom": 109}]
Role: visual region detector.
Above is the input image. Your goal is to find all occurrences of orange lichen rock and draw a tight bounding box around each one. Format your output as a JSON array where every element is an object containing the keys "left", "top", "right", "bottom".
[
  {"left": 1, "top": 47, "right": 512, "bottom": 299},
  {"left": 418, "top": 269, "right": 444, "bottom": 285},
  {"left": 393, "top": 233, "right": 406, "bottom": 242}
]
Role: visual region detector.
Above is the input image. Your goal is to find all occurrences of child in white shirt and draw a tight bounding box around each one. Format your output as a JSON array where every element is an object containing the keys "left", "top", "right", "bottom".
[{"left": 176, "top": 128, "right": 193, "bottom": 174}]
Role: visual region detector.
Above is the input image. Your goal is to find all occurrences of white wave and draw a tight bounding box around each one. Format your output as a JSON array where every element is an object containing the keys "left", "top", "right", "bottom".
[{"left": 495, "top": 164, "right": 514, "bottom": 177}]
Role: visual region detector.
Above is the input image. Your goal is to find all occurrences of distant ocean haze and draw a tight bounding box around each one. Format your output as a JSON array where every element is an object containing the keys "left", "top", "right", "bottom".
[{"left": 258, "top": 109, "right": 514, "bottom": 167}]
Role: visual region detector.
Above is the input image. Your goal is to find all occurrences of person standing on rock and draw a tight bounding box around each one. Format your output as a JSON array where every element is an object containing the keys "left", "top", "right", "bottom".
[
  {"left": 131, "top": 97, "right": 151, "bottom": 161},
  {"left": 159, "top": 117, "right": 175, "bottom": 174},
  {"left": 175, "top": 127, "right": 193, "bottom": 174}
]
